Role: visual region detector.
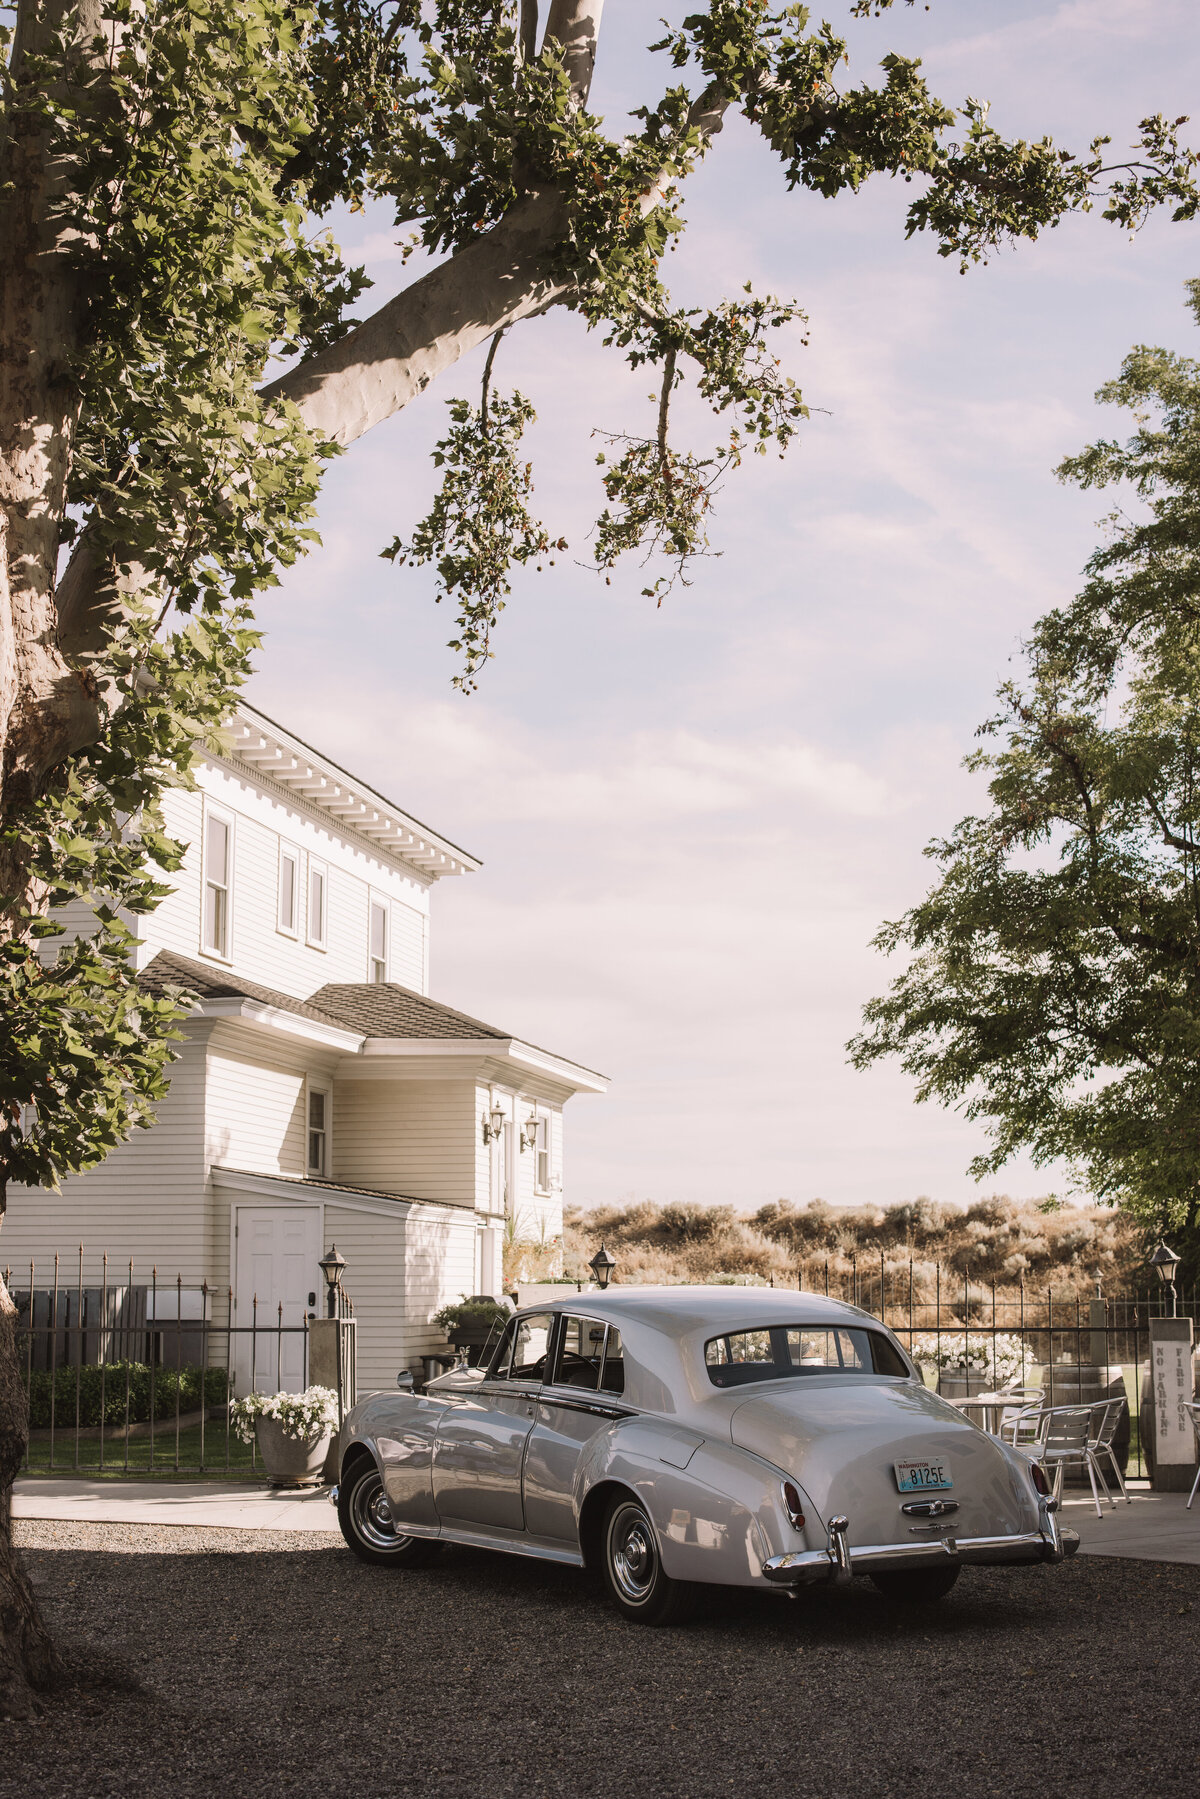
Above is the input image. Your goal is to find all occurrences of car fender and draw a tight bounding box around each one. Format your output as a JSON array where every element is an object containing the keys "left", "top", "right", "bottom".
[
  {"left": 340, "top": 1391, "right": 448, "bottom": 1535},
  {"left": 577, "top": 1418, "right": 810, "bottom": 1588}
]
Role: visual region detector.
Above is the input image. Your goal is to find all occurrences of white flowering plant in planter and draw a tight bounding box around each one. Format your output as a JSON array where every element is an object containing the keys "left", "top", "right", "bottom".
[
  {"left": 909, "top": 1333, "right": 1034, "bottom": 1388},
  {"left": 229, "top": 1385, "right": 339, "bottom": 1445}
]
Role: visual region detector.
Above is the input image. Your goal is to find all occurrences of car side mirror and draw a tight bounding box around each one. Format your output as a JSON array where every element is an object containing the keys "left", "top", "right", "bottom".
[{"left": 396, "top": 1370, "right": 414, "bottom": 1391}]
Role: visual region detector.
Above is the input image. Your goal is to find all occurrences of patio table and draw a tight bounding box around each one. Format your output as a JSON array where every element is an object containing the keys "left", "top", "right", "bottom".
[{"left": 945, "top": 1392, "right": 1036, "bottom": 1436}]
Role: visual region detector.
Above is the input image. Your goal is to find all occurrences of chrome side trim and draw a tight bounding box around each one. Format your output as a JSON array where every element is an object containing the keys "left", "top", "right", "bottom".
[
  {"left": 434, "top": 1521, "right": 586, "bottom": 1567},
  {"left": 763, "top": 1520, "right": 1080, "bottom": 1586},
  {"left": 536, "top": 1390, "right": 634, "bottom": 1421}
]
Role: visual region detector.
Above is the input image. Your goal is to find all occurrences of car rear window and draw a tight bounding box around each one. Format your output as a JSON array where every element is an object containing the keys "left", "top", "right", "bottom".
[{"left": 704, "top": 1324, "right": 909, "bottom": 1387}]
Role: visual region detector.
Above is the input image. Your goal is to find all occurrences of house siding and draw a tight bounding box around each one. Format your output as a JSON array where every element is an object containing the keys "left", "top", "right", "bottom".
[
  {"left": 320, "top": 1200, "right": 477, "bottom": 1392},
  {"left": 202, "top": 1022, "right": 339, "bottom": 1179},
  {"left": 4, "top": 1023, "right": 211, "bottom": 1286},
  {"left": 140, "top": 762, "right": 430, "bottom": 999},
  {"left": 332, "top": 1080, "right": 476, "bottom": 1207}
]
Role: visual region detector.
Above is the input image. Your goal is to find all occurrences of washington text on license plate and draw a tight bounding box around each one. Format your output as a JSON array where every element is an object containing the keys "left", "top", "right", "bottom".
[{"left": 894, "top": 1459, "right": 953, "bottom": 1493}]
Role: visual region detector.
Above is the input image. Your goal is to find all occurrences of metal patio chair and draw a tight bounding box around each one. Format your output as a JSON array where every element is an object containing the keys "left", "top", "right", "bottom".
[
  {"left": 992, "top": 1388, "right": 1042, "bottom": 1441},
  {"left": 1026, "top": 1402, "right": 1122, "bottom": 1519},
  {"left": 1086, "top": 1397, "right": 1130, "bottom": 1506},
  {"left": 1187, "top": 1402, "right": 1200, "bottom": 1512},
  {"left": 999, "top": 1400, "right": 1047, "bottom": 1452}
]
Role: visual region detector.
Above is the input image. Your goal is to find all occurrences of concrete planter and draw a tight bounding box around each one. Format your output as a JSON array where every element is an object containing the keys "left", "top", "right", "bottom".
[{"left": 254, "top": 1416, "right": 332, "bottom": 1488}]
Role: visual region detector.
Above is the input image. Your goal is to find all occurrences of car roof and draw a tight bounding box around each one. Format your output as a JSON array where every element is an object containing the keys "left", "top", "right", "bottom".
[{"left": 528, "top": 1285, "right": 877, "bottom": 1339}]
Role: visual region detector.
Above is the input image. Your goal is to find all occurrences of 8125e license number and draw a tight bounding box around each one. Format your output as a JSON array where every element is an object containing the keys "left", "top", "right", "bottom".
[{"left": 894, "top": 1459, "right": 953, "bottom": 1493}]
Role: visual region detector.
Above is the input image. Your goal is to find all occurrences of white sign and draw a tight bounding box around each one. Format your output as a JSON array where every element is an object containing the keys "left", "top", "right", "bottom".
[{"left": 1153, "top": 1336, "right": 1194, "bottom": 1466}]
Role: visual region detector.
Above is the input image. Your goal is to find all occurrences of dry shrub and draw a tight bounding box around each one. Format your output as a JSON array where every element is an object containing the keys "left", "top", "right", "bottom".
[{"left": 565, "top": 1196, "right": 1144, "bottom": 1295}]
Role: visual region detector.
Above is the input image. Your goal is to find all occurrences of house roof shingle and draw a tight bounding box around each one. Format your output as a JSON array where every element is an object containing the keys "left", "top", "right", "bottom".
[
  {"left": 138, "top": 950, "right": 352, "bottom": 1031},
  {"left": 310, "top": 982, "right": 507, "bottom": 1041}
]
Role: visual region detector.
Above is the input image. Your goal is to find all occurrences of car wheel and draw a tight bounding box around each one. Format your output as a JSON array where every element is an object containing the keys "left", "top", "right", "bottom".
[
  {"left": 869, "top": 1565, "right": 961, "bottom": 1604},
  {"left": 337, "top": 1460, "right": 441, "bottom": 1568},
  {"left": 601, "top": 1495, "right": 695, "bottom": 1625}
]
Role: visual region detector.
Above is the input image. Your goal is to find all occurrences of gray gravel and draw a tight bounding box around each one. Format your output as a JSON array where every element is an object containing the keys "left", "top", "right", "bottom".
[{"left": 9, "top": 1519, "right": 1200, "bottom": 1799}]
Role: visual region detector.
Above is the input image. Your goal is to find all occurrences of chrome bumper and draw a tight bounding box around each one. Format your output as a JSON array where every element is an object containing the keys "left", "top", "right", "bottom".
[{"left": 762, "top": 1500, "right": 1079, "bottom": 1587}]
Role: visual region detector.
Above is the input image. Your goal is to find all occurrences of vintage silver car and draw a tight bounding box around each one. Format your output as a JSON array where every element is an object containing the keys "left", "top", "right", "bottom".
[{"left": 333, "top": 1287, "right": 1077, "bottom": 1623}]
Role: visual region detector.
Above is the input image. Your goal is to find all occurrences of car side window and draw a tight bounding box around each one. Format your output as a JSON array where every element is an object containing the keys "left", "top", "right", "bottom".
[
  {"left": 599, "top": 1327, "right": 624, "bottom": 1395},
  {"left": 496, "top": 1312, "right": 554, "bottom": 1384},
  {"left": 487, "top": 1317, "right": 518, "bottom": 1380},
  {"left": 553, "top": 1316, "right": 607, "bottom": 1391}
]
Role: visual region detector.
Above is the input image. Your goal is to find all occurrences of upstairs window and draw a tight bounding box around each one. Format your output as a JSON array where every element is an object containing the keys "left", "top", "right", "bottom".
[
  {"left": 369, "top": 899, "right": 388, "bottom": 983},
  {"left": 531, "top": 1114, "right": 550, "bottom": 1192},
  {"left": 278, "top": 844, "right": 299, "bottom": 936},
  {"left": 202, "top": 808, "right": 232, "bottom": 958},
  {"left": 307, "top": 1088, "right": 328, "bottom": 1176},
  {"left": 307, "top": 860, "right": 327, "bottom": 949}
]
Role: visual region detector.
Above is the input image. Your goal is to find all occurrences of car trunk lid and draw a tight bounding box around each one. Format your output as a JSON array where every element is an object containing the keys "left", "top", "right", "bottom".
[{"left": 729, "top": 1378, "right": 1034, "bottom": 1547}]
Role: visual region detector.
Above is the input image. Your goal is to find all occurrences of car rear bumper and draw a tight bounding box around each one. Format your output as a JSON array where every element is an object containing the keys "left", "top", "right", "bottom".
[{"left": 762, "top": 1500, "right": 1078, "bottom": 1586}]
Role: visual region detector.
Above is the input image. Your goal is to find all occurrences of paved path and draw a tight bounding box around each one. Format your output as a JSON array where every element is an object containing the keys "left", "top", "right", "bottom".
[
  {"left": 13, "top": 1476, "right": 340, "bottom": 1532},
  {"left": 15, "top": 1474, "right": 1200, "bottom": 1562},
  {"left": 1063, "top": 1484, "right": 1200, "bottom": 1564}
]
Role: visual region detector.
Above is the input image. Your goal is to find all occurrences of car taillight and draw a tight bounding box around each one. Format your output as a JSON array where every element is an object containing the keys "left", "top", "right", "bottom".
[
  {"left": 1030, "top": 1462, "right": 1050, "bottom": 1496},
  {"left": 781, "top": 1481, "right": 805, "bottom": 1529}
]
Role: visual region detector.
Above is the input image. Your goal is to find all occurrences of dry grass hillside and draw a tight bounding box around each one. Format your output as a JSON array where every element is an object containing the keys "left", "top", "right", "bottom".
[{"left": 562, "top": 1196, "right": 1147, "bottom": 1302}]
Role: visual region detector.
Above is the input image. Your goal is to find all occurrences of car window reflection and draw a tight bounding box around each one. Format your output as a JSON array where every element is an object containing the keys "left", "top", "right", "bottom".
[{"left": 705, "top": 1325, "right": 909, "bottom": 1387}]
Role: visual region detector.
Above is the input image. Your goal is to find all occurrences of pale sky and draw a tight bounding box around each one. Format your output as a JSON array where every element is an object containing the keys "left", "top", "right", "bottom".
[{"left": 247, "top": 0, "right": 1200, "bottom": 1212}]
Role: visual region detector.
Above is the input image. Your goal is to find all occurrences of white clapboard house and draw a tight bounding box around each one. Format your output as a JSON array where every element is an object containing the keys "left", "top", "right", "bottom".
[{"left": 6, "top": 702, "right": 605, "bottom": 1391}]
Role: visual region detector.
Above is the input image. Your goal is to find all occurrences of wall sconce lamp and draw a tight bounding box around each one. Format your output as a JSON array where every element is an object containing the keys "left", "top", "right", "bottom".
[
  {"left": 521, "top": 1115, "right": 539, "bottom": 1151},
  {"left": 482, "top": 1103, "right": 506, "bottom": 1145}
]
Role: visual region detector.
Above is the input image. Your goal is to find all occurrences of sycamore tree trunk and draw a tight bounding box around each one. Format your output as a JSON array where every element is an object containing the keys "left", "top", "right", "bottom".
[{"left": 0, "top": 1235, "right": 57, "bottom": 1720}]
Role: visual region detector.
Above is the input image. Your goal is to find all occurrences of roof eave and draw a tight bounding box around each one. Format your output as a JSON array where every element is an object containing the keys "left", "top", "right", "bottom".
[{"left": 358, "top": 1036, "right": 608, "bottom": 1093}]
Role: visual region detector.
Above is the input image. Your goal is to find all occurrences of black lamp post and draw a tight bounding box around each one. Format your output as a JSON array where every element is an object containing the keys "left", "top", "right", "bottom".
[
  {"left": 588, "top": 1244, "right": 616, "bottom": 1291},
  {"left": 1148, "top": 1241, "right": 1181, "bottom": 1317},
  {"left": 319, "top": 1245, "right": 347, "bottom": 1318}
]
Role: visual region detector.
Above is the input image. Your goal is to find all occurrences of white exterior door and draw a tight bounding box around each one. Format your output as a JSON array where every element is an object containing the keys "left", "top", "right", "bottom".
[{"left": 233, "top": 1206, "right": 321, "bottom": 1395}]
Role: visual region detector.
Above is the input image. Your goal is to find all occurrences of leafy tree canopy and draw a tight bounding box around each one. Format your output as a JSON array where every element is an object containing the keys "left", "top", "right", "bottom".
[
  {"left": 850, "top": 281, "right": 1200, "bottom": 1245},
  {"left": 2, "top": 0, "right": 1198, "bottom": 1200}
]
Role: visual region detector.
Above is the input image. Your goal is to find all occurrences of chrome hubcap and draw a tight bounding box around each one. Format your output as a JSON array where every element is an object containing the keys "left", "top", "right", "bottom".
[
  {"left": 609, "top": 1504, "right": 657, "bottom": 1603},
  {"left": 350, "top": 1470, "right": 412, "bottom": 1553}
]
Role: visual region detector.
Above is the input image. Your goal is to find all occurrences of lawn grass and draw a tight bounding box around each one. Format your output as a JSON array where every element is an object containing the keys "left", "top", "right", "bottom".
[{"left": 23, "top": 1420, "right": 262, "bottom": 1480}]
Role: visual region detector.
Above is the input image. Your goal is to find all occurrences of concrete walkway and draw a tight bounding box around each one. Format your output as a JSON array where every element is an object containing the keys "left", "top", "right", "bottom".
[
  {"left": 1063, "top": 1485, "right": 1200, "bottom": 1565},
  {"left": 15, "top": 1474, "right": 1200, "bottom": 1563},
  {"left": 14, "top": 1477, "right": 340, "bottom": 1532}
]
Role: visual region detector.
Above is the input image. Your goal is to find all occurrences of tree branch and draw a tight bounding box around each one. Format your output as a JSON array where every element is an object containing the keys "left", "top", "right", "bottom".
[
  {"left": 56, "top": 188, "right": 576, "bottom": 661},
  {"left": 541, "top": 0, "right": 604, "bottom": 102},
  {"left": 519, "top": 0, "right": 538, "bottom": 65}
]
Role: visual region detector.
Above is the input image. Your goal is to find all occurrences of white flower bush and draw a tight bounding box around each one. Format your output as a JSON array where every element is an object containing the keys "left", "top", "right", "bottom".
[
  {"left": 909, "top": 1333, "right": 1034, "bottom": 1388},
  {"left": 229, "top": 1385, "right": 339, "bottom": 1445}
]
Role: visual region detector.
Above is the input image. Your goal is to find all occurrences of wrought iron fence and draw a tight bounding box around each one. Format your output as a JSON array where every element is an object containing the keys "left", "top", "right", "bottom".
[
  {"left": 11, "top": 1250, "right": 355, "bottom": 1480},
  {"left": 794, "top": 1253, "right": 1199, "bottom": 1479}
]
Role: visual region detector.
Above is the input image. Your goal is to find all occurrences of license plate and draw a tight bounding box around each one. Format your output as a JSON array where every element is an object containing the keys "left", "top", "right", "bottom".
[{"left": 894, "top": 1458, "right": 953, "bottom": 1493}]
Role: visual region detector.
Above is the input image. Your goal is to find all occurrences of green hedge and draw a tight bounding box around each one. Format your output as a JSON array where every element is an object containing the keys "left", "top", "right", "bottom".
[{"left": 26, "top": 1362, "right": 229, "bottom": 1431}]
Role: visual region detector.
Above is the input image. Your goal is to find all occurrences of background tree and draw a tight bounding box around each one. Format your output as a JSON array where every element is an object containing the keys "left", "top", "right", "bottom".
[
  {"left": 2, "top": 0, "right": 1198, "bottom": 1713},
  {"left": 851, "top": 280, "right": 1200, "bottom": 1278}
]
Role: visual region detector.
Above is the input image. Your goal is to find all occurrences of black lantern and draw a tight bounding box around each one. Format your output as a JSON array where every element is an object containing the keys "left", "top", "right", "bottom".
[
  {"left": 1148, "top": 1241, "right": 1181, "bottom": 1316},
  {"left": 319, "top": 1244, "right": 347, "bottom": 1318},
  {"left": 588, "top": 1244, "right": 616, "bottom": 1291}
]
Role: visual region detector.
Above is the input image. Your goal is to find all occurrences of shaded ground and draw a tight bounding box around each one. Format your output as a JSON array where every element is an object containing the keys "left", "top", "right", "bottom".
[{"left": 9, "top": 1521, "right": 1199, "bottom": 1799}]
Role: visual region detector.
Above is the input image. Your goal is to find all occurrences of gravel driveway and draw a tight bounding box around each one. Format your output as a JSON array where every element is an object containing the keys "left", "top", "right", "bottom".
[{"left": 9, "top": 1520, "right": 1200, "bottom": 1799}]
